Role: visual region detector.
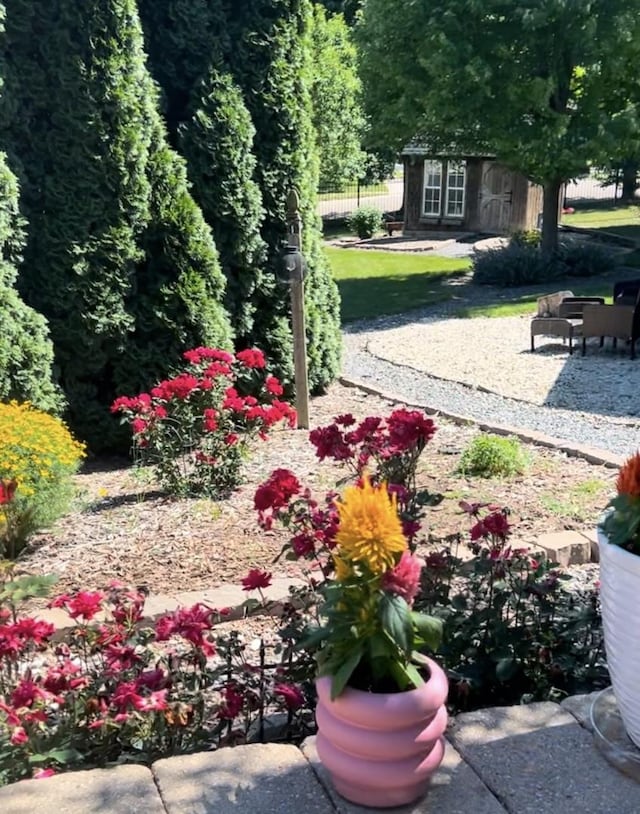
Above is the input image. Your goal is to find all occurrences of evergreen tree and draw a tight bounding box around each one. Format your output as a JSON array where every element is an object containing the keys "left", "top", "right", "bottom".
[
  {"left": 179, "top": 70, "right": 266, "bottom": 342},
  {"left": 0, "top": 152, "right": 62, "bottom": 413},
  {"left": 225, "top": 0, "right": 342, "bottom": 391},
  {"left": 0, "top": 0, "right": 231, "bottom": 450}
]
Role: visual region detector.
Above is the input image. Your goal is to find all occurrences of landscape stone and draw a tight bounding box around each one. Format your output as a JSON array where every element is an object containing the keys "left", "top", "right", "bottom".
[
  {"left": 302, "top": 736, "right": 507, "bottom": 814},
  {"left": 535, "top": 529, "right": 591, "bottom": 566},
  {"left": 0, "top": 764, "right": 164, "bottom": 814},
  {"left": 579, "top": 528, "right": 600, "bottom": 562},
  {"left": 152, "top": 742, "right": 334, "bottom": 814},
  {"left": 448, "top": 702, "right": 640, "bottom": 813}
]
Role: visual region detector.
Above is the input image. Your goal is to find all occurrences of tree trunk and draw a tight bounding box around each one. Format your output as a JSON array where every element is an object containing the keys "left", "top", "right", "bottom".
[
  {"left": 541, "top": 179, "right": 562, "bottom": 256},
  {"left": 622, "top": 161, "right": 638, "bottom": 201}
]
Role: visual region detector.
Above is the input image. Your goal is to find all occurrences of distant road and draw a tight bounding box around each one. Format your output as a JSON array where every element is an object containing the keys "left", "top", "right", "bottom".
[{"left": 318, "top": 177, "right": 404, "bottom": 219}]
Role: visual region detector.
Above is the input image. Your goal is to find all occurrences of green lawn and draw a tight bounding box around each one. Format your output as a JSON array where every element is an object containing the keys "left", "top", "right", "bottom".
[
  {"left": 318, "top": 182, "right": 388, "bottom": 202},
  {"left": 326, "top": 247, "right": 471, "bottom": 322},
  {"left": 562, "top": 204, "right": 640, "bottom": 242}
]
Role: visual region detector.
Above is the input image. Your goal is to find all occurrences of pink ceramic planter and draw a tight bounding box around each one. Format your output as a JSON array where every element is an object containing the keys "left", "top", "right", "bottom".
[{"left": 315, "top": 658, "right": 448, "bottom": 808}]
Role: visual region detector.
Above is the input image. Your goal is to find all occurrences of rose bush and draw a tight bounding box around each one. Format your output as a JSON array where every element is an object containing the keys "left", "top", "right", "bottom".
[{"left": 112, "top": 347, "right": 296, "bottom": 497}]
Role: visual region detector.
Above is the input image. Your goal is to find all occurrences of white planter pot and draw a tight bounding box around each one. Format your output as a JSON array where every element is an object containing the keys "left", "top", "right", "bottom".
[{"left": 598, "top": 525, "right": 640, "bottom": 748}]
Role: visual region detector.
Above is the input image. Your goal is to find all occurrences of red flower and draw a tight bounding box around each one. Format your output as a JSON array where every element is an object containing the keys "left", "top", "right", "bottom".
[
  {"left": 254, "top": 469, "right": 301, "bottom": 513},
  {"left": 10, "top": 726, "right": 28, "bottom": 745},
  {"left": 0, "top": 479, "right": 17, "bottom": 504},
  {"left": 66, "top": 591, "right": 105, "bottom": 622},
  {"left": 43, "top": 661, "right": 87, "bottom": 694},
  {"left": 13, "top": 617, "right": 55, "bottom": 646},
  {"left": 265, "top": 375, "right": 284, "bottom": 395},
  {"left": 273, "top": 682, "right": 305, "bottom": 710},
  {"left": 236, "top": 347, "right": 266, "bottom": 368},
  {"left": 241, "top": 569, "right": 272, "bottom": 591},
  {"left": 203, "top": 408, "right": 218, "bottom": 432},
  {"left": 309, "top": 424, "right": 353, "bottom": 461},
  {"left": 131, "top": 417, "right": 148, "bottom": 436},
  {"left": 382, "top": 552, "right": 423, "bottom": 605},
  {"left": 217, "top": 684, "right": 244, "bottom": 720},
  {"left": 33, "top": 768, "right": 57, "bottom": 780},
  {"left": 386, "top": 409, "right": 436, "bottom": 451},
  {"left": 11, "top": 678, "right": 47, "bottom": 708}
]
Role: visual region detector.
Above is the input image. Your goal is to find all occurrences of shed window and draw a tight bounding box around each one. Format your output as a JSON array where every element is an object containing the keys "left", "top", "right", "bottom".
[
  {"left": 423, "top": 161, "right": 442, "bottom": 216},
  {"left": 422, "top": 159, "right": 467, "bottom": 218}
]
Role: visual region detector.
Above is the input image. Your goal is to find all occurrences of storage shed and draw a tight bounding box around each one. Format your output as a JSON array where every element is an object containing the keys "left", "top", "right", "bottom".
[{"left": 401, "top": 144, "right": 543, "bottom": 236}]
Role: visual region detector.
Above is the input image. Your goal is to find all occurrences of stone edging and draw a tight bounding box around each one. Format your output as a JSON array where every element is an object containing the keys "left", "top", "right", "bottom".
[{"left": 339, "top": 374, "right": 624, "bottom": 469}]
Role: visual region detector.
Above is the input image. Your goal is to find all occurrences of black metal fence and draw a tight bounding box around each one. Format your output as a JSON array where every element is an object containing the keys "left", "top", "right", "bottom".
[
  {"left": 317, "top": 175, "right": 404, "bottom": 221},
  {"left": 563, "top": 173, "right": 625, "bottom": 205}
]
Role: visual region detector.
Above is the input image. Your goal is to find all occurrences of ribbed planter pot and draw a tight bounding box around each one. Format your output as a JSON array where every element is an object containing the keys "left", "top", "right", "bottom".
[
  {"left": 598, "top": 525, "right": 640, "bottom": 748},
  {"left": 315, "top": 658, "right": 448, "bottom": 808}
]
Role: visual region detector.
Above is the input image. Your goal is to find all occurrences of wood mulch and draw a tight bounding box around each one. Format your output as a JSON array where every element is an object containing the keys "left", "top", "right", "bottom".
[{"left": 16, "top": 382, "right": 616, "bottom": 606}]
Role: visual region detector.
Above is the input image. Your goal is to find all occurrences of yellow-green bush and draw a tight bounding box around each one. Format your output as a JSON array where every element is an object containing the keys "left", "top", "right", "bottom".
[{"left": 0, "top": 402, "right": 85, "bottom": 555}]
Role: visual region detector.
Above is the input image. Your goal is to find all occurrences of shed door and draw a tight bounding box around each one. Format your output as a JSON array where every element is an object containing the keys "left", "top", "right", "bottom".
[{"left": 479, "top": 162, "right": 512, "bottom": 233}]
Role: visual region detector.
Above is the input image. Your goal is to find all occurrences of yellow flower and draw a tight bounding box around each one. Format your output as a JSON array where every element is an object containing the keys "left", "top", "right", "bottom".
[
  {"left": 336, "top": 476, "right": 406, "bottom": 574},
  {"left": 333, "top": 554, "right": 352, "bottom": 582}
]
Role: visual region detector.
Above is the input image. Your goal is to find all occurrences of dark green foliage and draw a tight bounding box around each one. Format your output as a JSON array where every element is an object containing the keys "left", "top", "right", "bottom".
[
  {"left": 179, "top": 71, "right": 266, "bottom": 341},
  {"left": 225, "top": 0, "right": 342, "bottom": 391},
  {"left": 0, "top": 0, "right": 231, "bottom": 450},
  {"left": 457, "top": 434, "right": 530, "bottom": 479},
  {"left": 555, "top": 241, "right": 615, "bottom": 278},
  {"left": 473, "top": 244, "right": 558, "bottom": 287},
  {"left": 0, "top": 153, "right": 62, "bottom": 413}
]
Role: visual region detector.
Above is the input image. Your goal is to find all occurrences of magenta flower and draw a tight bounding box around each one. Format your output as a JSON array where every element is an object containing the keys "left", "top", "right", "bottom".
[
  {"left": 273, "top": 683, "right": 305, "bottom": 710},
  {"left": 241, "top": 569, "right": 273, "bottom": 592}
]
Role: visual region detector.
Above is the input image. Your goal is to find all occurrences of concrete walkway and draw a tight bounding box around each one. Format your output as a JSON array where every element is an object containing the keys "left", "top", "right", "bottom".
[{"left": 2, "top": 693, "right": 638, "bottom": 813}]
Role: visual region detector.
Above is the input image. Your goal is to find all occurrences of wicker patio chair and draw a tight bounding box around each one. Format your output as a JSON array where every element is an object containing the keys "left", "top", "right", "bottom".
[
  {"left": 581, "top": 295, "right": 640, "bottom": 359},
  {"left": 530, "top": 296, "right": 605, "bottom": 355}
]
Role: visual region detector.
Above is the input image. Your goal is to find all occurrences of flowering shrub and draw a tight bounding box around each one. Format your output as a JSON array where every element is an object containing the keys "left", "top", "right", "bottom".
[
  {"left": 0, "top": 573, "right": 311, "bottom": 786},
  {"left": 417, "top": 502, "right": 606, "bottom": 708},
  {"left": 0, "top": 402, "right": 85, "bottom": 558},
  {"left": 309, "top": 409, "right": 440, "bottom": 544},
  {"left": 600, "top": 450, "right": 640, "bottom": 553},
  {"left": 112, "top": 347, "right": 296, "bottom": 497}
]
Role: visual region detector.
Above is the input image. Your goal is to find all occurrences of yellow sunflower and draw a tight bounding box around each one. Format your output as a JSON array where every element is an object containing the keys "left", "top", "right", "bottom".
[{"left": 336, "top": 476, "right": 407, "bottom": 574}]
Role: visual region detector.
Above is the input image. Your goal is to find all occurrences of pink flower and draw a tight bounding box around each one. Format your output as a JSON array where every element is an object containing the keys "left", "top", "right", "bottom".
[
  {"left": 10, "top": 726, "right": 28, "bottom": 745},
  {"left": 135, "top": 690, "right": 168, "bottom": 712},
  {"left": 241, "top": 569, "right": 272, "bottom": 592},
  {"left": 382, "top": 552, "right": 423, "bottom": 605},
  {"left": 33, "top": 768, "right": 57, "bottom": 780},
  {"left": 11, "top": 678, "right": 47, "bottom": 708},
  {"left": 217, "top": 685, "right": 244, "bottom": 720},
  {"left": 273, "top": 683, "right": 305, "bottom": 710}
]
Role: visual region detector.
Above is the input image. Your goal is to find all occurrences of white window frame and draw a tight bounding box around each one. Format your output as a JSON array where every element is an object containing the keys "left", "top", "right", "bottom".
[
  {"left": 445, "top": 161, "right": 466, "bottom": 217},
  {"left": 422, "top": 159, "right": 467, "bottom": 219},
  {"left": 422, "top": 160, "right": 443, "bottom": 216}
]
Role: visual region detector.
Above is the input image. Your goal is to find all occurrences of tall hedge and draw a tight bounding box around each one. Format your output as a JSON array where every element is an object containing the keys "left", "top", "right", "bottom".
[
  {"left": 0, "top": 0, "right": 231, "bottom": 450},
  {"left": 224, "top": 0, "right": 342, "bottom": 391},
  {"left": 179, "top": 71, "right": 266, "bottom": 342},
  {"left": 0, "top": 153, "right": 62, "bottom": 413},
  {"left": 140, "top": 0, "right": 342, "bottom": 391}
]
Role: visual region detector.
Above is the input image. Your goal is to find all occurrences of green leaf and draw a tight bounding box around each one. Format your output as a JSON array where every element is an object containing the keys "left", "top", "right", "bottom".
[
  {"left": 412, "top": 612, "right": 443, "bottom": 651},
  {"left": 328, "top": 646, "right": 363, "bottom": 699},
  {"left": 496, "top": 657, "right": 518, "bottom": 682},
  {"left": 379, "top": 593, "right": 413, "bottom": 654}
]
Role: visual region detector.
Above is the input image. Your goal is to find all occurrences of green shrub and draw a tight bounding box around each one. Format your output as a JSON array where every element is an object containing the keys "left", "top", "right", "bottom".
[
  {"left": 457, "top": 434, "right": 530, "bottom": 478},
  {"left": 510, "top": 229, "right": 541, "bottom": 248},
  {"left": 0, "top": 401, "right": 85, "bottom": 558},
  {"left": 555, "top": 240, "right": 614, "bottom": 278},
  {"left": 347, "top": 205, "right": 383, "bottom": 239},
  {"left": 472, "top": 244, "right": 557, "bottom": 287},
  {"left": 0, "top": 154, "right": 63, "bottom": 414}
]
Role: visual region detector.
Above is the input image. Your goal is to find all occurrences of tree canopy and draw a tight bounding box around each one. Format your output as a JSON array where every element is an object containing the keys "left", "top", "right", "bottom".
[{"left": 357, "top": 0, "right": 640, "bottom": 250}]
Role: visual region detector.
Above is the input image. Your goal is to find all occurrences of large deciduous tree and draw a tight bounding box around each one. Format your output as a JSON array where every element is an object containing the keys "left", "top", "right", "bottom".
[
  {"left": 309, "top": 5, "right": 366, "bottom": 190},
  {"left": 0, "top": 0, "right": 231, "bottom": 450},
  {"left": 357, "top": 0, "right": 640, "bottom": 253}
]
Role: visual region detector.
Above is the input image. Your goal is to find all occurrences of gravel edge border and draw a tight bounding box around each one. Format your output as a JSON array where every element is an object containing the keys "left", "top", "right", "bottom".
[{"left": 339, "top": 374, "right": 624, "bottom": 470}]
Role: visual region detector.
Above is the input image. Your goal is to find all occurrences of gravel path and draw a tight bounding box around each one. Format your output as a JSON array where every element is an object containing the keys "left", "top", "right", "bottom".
[{"left": 342, "top": 307, "right": 640, "bottom": 458}]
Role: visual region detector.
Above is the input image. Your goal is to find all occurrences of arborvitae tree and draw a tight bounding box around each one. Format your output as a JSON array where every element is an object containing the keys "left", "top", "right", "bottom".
[
  {"left": 0, "top": 0, "right": 231, "bottom": 450},
  {"left": 0, "top": 153, "right": 62, "bottom": 413},
  {"left": 224, "top": 0, "right": 342, "bottom": 391},
  {"left": 179, "top": 70, "right": 266, "bottom": 342}
]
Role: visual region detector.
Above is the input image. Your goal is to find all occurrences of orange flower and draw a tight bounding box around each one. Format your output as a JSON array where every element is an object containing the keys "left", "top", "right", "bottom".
[{"left": 617, "top": 452, "right": 640, "bottom": 498}]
